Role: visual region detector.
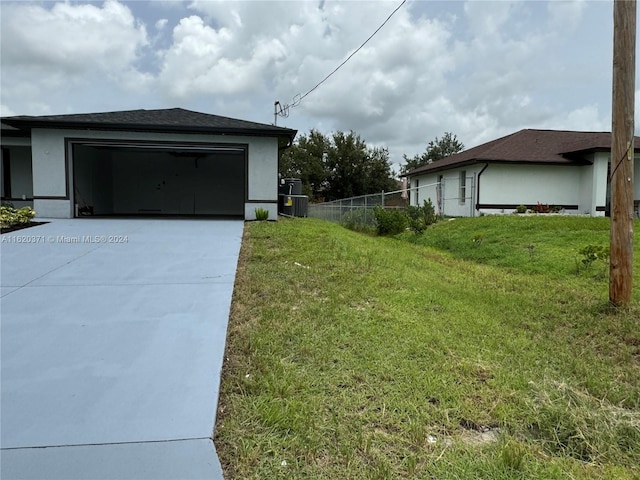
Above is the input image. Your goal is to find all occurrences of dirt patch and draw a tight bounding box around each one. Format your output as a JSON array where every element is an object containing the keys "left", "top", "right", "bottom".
[{"left": 458, "top": 427, "right": 502, "bottom": 446}]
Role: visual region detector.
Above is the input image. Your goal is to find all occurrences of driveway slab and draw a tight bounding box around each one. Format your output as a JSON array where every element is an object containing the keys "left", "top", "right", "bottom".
[{"left": 1, "top": 219, "right": 243, "bottom": 479}]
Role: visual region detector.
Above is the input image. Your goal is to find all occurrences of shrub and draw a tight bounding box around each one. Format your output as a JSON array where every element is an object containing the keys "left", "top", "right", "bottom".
[
  {"left": 1, "top": 205, "right": 36, "bottom": 228},
  {"left": 534, "top": 202, "right": 551, "bottom": 214},
  {"left": 405, "top": 198, "right": 437, "bottom": 234},
  {"left": 551, "top": 205, "right": 562, "bottom": 214},
  {"left": 577, "top": 244, "right": 610, "bottom": 270},
  {"left": 422, "top": 198, "right": 438, "bottom": 226},
  {"left": 254, "top": 208, "right": 269, "bottom": 221},
  {"left": 373, "top": 206, "right": 407, "bottom": 236},
  {"left": 515, "top": 204, "right": 527, "bottom": 214}
]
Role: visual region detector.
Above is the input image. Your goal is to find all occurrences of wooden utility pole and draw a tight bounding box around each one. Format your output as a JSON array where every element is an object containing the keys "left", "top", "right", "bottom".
[{"left": 610, "top": 0, "right": 636, "bottom": 306}]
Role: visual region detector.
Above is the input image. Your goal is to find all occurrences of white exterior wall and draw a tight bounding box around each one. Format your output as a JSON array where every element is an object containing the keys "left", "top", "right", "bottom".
[
  {"left": 410, "top": 165, "right": 481, "bottom": 217},
  {"left": 478, "top": 164, "right": 581, "bottom": 214},
  {"left": 410, "top": 161, "right": 618, "bottom": 217},
  {"left": 410, "top": 174, "right": 438, "bottom": 209},
  {"left": 30, "top": 128, "right": 280, "bottom": 219},
  {"left": 584, "top": 152, "right": 610, "bottom": 216}
]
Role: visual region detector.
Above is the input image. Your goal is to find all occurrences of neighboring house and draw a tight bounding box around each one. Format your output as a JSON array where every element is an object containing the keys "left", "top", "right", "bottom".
[
  {"left": 405, "top": 129, "right": 640, "bottom": 217},
  {"left": 1, "top": 108, "right": 296, "bottom": 220}
]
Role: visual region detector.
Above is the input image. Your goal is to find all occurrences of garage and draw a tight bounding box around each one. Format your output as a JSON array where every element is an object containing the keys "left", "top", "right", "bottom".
[
  {"left": 72, "top": 142, "right": 246, "bottom": 217},
  {"left": 1, "top": 108, "right": 297, "bottom": 220}
]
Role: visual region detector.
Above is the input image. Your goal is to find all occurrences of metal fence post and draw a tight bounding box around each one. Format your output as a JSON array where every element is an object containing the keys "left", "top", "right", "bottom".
[{"left": 364, "top": 194, "right": 368, "bottom": 225}]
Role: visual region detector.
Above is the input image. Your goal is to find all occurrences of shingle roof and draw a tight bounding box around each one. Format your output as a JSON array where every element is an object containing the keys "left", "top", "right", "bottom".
[
  {"left": 406, "top": 129, "right": 640, "bottom": 176},
  {"left": 2, "top": 108, "right": 296, "bottom": 143}
]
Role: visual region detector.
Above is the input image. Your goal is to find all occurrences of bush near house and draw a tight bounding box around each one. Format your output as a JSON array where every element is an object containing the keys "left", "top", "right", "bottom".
[
  {"left": 373, "top": 206, "right": 407, "bottom": 235},
  {"left": 349, "top": 199, "right": 438, "bottom": 236},
  {"left": 1, "top": 205, "right": 36, "bottom": 230},
  {"left": 405, "top": 198, "right": 437, "bottom": 233}
]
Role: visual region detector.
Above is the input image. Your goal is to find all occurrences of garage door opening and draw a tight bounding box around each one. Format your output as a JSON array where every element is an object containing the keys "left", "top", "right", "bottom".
[{"left": 72, "top": 142, "right": 246, "bottom": 217}]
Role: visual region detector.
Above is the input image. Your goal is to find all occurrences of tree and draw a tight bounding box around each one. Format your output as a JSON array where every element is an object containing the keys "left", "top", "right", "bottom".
[
  {"left": 401, "top": 132, "right": 464, "bottom": 174},
  {"left": 279, "top": 130, "right": 397, "bottom": 202},
  {"left": 325, "top": 131, "right": 397, "bottom": 201},
  {"left": 280, "top": 129, "right": 330, "bottom": 199}
]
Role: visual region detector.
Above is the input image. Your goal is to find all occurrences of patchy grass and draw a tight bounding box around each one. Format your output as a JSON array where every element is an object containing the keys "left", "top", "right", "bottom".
[{"left": 215, "top": 216, "right": 640, "bottom": 479}]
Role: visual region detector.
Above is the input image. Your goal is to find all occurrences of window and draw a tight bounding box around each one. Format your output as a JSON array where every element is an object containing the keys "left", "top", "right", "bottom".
[
  {"left": 1, "top": 148, "right": 10, "bottom": 199},
  {"left": 414, "top": 178, "right": 419, "bottom": 205},
  {"left": 459, "top": 170, "right": 466, "bottom": 204}
]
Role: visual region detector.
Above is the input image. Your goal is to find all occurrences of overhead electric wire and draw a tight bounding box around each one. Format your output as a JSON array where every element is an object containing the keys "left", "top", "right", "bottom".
[{"left": 276, "top": 0, "right": 407, "bottom": 119}]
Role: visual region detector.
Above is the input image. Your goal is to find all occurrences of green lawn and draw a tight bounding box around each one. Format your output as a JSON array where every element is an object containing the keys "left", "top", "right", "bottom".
[{"left": 215, "top": 216, "right": 640, "bottom": 479}]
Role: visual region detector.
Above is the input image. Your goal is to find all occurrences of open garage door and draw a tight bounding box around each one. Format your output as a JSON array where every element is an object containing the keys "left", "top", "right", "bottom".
[{"left": 72, "top": 142, "right": 246, "bottom": 217}]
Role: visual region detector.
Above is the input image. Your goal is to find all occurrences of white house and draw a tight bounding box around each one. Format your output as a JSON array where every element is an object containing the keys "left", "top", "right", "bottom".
[
  {"left": 1, "top": 108, "right": 296, "bottom": 220},
  {"left": 405, "top": 129, "right": 640, "bottom": 217}
]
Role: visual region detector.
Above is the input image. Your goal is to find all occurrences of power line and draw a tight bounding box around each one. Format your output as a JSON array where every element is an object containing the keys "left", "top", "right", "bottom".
[{"left": 274, "top": 0, "right": 407, "bottom": 124}]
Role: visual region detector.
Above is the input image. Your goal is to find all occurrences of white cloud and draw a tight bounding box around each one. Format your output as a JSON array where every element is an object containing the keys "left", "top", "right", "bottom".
[
  {"left": 0, "top": 0, "right": 622, "bottom": 167},
  {"left": 555, "top": 105, "right": 609, "bottom": 132},
  {"left": 547, "top": 0, "right": 586, "bottom": 32},
  {"left": 0, "top": 0, "right": 152, "bottom": 114},
  {"left": 1, "top": 0, "right": 148, "bottom": 74},
  {"left": 155, "top": 18, "right": 169, "bottom": 30},
  {"left": 158, "top": 15, "right": 286, "bottom": 98},
  {"left": 1, "top": 104, "right": 17, "bottom": 117}
]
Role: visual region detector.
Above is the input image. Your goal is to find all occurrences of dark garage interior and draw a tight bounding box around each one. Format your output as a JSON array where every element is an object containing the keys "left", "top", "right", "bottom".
[{"left": 72, "top": 143, "right": 246, "bottom": 217}]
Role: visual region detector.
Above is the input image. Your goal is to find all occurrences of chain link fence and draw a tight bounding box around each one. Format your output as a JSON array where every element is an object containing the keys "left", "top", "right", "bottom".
[
  {"left": 308, "top": 177, "right": 475, "bottom": 227},
  {"left": 308, "top": 188, "right": 409, "bottom": 226}
]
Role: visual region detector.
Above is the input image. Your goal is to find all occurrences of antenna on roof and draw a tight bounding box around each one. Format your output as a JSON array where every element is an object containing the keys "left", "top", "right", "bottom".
[{"left": 274, "top": 101, "right": 289, "bottom": 126}]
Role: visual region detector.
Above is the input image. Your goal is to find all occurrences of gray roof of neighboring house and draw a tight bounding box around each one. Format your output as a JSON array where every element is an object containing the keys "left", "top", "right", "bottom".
[
  {"left": 406, "top": 129, "right": 640, "bottom": 176},
  {"left": 1, "top": 108, "right": 297, "bottom": 145}
]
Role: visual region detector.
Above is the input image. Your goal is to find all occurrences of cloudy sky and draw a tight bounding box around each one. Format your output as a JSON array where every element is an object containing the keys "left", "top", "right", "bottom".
[{"left": 1, "top": 0, "right": 637, "bottom": 170}]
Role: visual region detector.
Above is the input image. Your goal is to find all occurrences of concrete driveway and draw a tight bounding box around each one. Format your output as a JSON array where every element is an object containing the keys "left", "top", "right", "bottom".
[{"left": 1, "top": 218, "right": 243, "bottom": 479}]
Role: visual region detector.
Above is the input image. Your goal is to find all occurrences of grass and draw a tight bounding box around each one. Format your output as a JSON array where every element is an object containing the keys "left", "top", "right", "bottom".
[{"left": 215, "top": 216, "right": 640, "bottom": 479}]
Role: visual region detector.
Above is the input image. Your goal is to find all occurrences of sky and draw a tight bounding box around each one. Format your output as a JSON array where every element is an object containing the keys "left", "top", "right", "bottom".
[{"left": 1, "top": 0, "right": 638, "bottom": 171}]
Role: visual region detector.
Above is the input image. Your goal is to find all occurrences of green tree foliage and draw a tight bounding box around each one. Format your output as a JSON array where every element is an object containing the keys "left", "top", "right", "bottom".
[
  {"left": 279, "top": 129, "right": 329, "bottom": 199},
  {"left": 280, "top": 130, "right": 397, "bottom": 202},
  {"left": 401, "top": 132, "right": 464, "bottom": 174}
]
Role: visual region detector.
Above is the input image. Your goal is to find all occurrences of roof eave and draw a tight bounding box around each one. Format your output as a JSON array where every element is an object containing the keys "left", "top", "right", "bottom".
[
  {"left": 405, "top": 157, "right": 593, "bottom": 176},
  {"left": 2, "top": 119, "right": 296, "bottom": 141},
  {"left": 405, "top": 158, "right": 479, "bottom": 176}
]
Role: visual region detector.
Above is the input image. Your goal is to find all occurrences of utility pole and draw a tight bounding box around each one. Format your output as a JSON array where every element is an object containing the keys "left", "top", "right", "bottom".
[{"left": 610, "top": 0, "right": 636, "bottom": 306}]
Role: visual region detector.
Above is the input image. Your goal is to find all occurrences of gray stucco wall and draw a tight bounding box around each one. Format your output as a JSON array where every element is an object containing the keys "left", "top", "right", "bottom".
[{"left": 30, "top": 128, "right": 279, "bottom": 219}]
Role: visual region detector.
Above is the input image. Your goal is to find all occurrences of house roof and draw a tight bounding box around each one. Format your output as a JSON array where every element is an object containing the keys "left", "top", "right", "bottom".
[
  {"left": 406, "top": 129, "right": 640, "bottom": 176},
  {"left": 1, "top": 121, "right": 29, "bottom": 137},
  {"left": 1, "top": 108, "right": 297, "bottom": 146}
]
